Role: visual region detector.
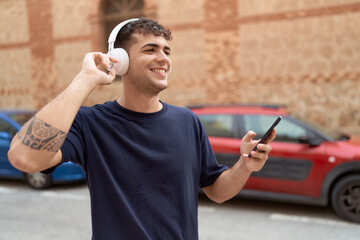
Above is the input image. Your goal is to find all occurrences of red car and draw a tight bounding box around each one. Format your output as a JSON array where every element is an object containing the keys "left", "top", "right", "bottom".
[{"left": 190, "top": 104, "right": 360, "bottom": 223}]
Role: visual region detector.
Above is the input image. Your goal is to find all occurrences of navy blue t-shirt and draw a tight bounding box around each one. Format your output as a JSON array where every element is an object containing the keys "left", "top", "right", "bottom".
[{"left": 60, "top": 100, "right": 228, "bottom": 239}]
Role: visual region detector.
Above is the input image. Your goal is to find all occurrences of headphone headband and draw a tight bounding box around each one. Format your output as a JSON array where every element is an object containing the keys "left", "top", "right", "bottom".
[{"left": 108, "top": 18, "right": 139, "bottom": 51}]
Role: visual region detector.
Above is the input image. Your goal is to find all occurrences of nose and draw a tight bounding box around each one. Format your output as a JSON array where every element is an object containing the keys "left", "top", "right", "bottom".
[
  {"left": 155, "top": 51, "right": 171, "bottom": 70},
  {"left": 156, "top": 50, "right": 170, "bottom": 63}
]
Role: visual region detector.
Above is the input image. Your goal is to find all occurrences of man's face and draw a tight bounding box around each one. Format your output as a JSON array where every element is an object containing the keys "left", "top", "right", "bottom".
[{"left": 124, "top": 33, "right": 172, "bottom": 95}]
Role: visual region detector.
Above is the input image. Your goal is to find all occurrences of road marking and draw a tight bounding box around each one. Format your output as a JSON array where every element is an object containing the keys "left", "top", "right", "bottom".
[
  {"left": 270, "top": 213, "right": 358, "bottom": 227},
  {"left": 40, "top": 191, "right": 89, "bottom": 201}
]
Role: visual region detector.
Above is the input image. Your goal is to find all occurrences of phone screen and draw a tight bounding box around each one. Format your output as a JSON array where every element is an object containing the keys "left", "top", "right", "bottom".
[{"left": 248, "top": 116, "right": 282, "bottom": 157}]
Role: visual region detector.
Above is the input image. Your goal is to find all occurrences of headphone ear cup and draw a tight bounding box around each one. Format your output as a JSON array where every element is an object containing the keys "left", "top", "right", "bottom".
[{"left": 108, "top": 48, "right": 129, "bottom": 76}]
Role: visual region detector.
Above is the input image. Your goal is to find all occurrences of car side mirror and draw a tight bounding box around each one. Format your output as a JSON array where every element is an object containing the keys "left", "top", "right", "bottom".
[{"left": 299, "top": 136, "right": 322, "bottom": 147}]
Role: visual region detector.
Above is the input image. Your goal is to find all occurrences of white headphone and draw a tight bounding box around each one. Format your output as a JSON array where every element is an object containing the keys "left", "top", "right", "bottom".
[{"left": 107, "top": 18, "right": 139, "bottom": 76}]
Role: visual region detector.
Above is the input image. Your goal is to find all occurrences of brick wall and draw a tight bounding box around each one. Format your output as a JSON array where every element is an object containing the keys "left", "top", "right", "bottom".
[
  {"left": 160, "top": 0, "right": 360, "bottom": 134},
  {"left": 0, "top": 0, "right": 359, "bottom": 134}
]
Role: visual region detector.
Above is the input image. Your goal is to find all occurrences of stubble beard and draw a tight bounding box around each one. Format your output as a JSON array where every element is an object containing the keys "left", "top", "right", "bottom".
[{"left": 135, "top": 77, "right": 168, "bottom": 96}]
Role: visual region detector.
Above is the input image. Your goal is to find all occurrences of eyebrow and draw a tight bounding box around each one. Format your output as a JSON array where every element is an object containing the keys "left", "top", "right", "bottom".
[{"left": 141, "top": 43, "right": 171, "bottom": 51}]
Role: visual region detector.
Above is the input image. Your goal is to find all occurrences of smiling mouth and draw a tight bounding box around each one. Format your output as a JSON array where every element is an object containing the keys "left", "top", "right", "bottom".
[{"left": 151, "top": 69, "right": 166, "bottom": 74}]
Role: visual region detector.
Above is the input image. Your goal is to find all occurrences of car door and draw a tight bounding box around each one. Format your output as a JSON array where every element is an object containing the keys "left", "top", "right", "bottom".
[
  {"left": 197, "top": 113, "right": 243, "bottom": 167},
  {"left": 241, "top": 114, "right": 329, "bottom": 198},
  {"left": 0, "top": 117, "right": 22, "bottom": 178}
]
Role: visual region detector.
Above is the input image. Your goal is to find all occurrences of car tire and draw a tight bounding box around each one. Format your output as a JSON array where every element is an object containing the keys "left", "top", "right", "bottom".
[
  {"left": 331, "top": 175, "right": 360, "bottom": 222},
  {"left": 24, "top": 172, "right": 52, "bottom": 189}
]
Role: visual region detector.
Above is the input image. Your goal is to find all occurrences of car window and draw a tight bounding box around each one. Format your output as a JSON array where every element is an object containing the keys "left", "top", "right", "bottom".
[
  {"left": 198, "top": 114, "right": 235, "bottom": 138},
  {"left": 273, "top": 117, "right": 308, "bottom": 142},
  {"left": 0, "top": 118, "right": 17, "bottom": 137},
  {"left": 243, "top": 115, "right": 307, "bottom": 143}
]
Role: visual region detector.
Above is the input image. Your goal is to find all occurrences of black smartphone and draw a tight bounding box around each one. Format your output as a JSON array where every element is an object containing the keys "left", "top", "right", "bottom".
[{"left": 248, "top": 116, "right": 282, "bottom": 158}]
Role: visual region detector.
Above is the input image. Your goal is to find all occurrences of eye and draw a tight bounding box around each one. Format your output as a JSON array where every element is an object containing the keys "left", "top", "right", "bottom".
[
  {"left": 164, "top": 50, "right": 171, "bottom": 56},
  {"left": 144, "top": 48, "right": 155, "bottom": 53}
]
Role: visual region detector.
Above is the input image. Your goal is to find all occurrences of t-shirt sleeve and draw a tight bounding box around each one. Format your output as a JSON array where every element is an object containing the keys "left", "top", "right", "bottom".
[
  {"left": 198, "top": 119, "right": 228, "bottom": 188},
  {"left": 61, "top": 110, "right": 85, "bottom": 167},
  {"left": 41, "top": 110, "right": 85, "bottom": 174}
]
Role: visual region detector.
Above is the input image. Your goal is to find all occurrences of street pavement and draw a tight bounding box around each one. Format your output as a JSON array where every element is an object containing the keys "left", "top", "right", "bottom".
[{"left": 1, "top": 180, "right": 360, "bottom": 240}]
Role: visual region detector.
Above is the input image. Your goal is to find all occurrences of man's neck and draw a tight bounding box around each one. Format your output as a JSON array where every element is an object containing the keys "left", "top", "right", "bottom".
[{"left": 117, "top": 94, "right": 163, "bottom": 113}]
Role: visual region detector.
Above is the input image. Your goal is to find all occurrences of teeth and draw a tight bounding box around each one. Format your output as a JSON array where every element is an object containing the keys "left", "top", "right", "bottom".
[{"left": 152, "top": 69, "right": 166, "bottom": 74}]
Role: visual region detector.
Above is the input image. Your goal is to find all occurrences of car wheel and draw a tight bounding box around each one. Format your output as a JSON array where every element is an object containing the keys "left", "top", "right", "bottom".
[
  {"left": 331, "top": 175, "right": 360, "bottom": 222},
  {"left": 24, "top": 172, "right": 52, "bottom": 189}
]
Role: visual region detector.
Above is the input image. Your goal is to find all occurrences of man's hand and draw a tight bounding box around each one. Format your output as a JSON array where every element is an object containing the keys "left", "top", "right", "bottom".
[
  {"left": 79, "top": 52, "right": 118, "bottom": 86},
  {"left": 203, "top": 129, "right": 276, "bottom": 203},
  {"left": 240, "top": 130, "right": 276, "bottom": 172}
]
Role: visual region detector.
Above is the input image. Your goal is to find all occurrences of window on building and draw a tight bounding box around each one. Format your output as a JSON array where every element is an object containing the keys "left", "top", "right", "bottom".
[
  {"left": 102, "top": 0, "right": 144, "bottom": 80},
  {"left": 103, "top": 0, "right": 144, "bottom": 46}
]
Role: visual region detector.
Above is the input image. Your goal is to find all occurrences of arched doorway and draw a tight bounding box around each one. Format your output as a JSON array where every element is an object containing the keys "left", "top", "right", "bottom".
[
  {"left": 103, "top": 0, "right": 144, "bottom": 49},
  {"left": 89, "top": 0, "right": 151, "bottom": 52}
]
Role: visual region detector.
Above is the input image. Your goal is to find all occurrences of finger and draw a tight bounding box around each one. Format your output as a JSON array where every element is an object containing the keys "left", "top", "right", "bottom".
[
  {"left": 242, "top": 130, "right": 257, "bottom": 143},
  {"left": 97, "top": 70, "right": 116, "bottom": 83},
  {"left": 100, "top": 54, "right": 113, "bottom": 70},
  {"left": 242, "top": 153, "right": 250, "bottom": 162},
  {"left": 243, "top": 152, "right": 267, "bottom": 164},
  {"left": 108, "top": 55, "right": 118, "bottom": 63},
  {"left": 84, "top": 52, "right": 99, "bottom": 66},
  {"left": 248, "top": 150, "right": 268, "bottom": 161},
  {"left": 102, "top": 54, "right": 118, "bottom": 71},
  {"left": 108, "top": 68, "right": 117, "bottom": 78},
  {"left": 256, "top": 143, "right": 272, "bottom": 153},
  {"left": 90, "top": 52, "right": 105, "bottom": 67}
]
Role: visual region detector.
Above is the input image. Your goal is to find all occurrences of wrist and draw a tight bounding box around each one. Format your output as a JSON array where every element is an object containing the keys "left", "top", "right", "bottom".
[
  {"left": 239, "top": 155, "right": 253, "bottom": 174},
  {"left": 71, "top": 71, "right": 98, "bottom": 92}
]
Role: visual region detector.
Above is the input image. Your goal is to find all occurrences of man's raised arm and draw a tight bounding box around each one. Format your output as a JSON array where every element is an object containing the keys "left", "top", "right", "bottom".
[{"left": 8, "top": 53, "right": 117, "bottom": 172}]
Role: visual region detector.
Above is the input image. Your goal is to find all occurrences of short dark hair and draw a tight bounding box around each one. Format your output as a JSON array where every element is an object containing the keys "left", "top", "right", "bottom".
[{"left": 114, "top": 16, "right": 172, "bottom": 50}]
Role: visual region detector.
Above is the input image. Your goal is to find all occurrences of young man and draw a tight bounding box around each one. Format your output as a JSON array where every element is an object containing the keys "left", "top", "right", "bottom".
[{"left": 8, "top": 17, "right": 275, "bottom": 239}]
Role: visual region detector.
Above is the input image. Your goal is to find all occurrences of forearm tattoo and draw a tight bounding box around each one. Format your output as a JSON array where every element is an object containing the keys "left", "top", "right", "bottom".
[{"left": 17, "top": 117, "right": 67, "bottom": 152}]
